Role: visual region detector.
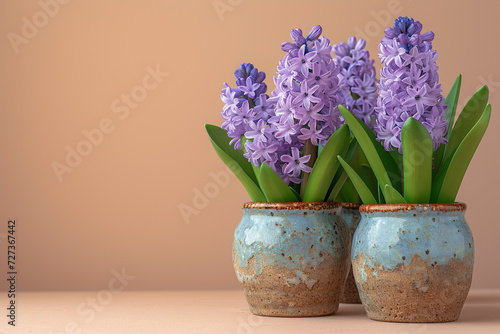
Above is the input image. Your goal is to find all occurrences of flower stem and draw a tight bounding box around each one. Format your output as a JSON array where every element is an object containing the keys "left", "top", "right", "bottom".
[{"left": 300, "top": 139, "right": 318, "bottom": 198}]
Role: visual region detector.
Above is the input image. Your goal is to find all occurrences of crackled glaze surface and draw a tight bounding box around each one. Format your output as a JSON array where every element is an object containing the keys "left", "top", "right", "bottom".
[
  {"left": 233, "top": 202, "right": 351, "bottom": 317},
  {"left": 351, "top": 203, "right": 474, "bottom": 323}
]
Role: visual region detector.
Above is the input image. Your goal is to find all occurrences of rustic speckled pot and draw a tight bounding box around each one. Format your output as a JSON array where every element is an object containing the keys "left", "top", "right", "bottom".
[
  {"left": 233, "top": 202, "right": 351, "bottom": 317},
  {"left": 351, "top": 203, "right": 474, "bottom": 323},
  {"left": 340, "top": 203, "right": 362, "bottom": 304}
]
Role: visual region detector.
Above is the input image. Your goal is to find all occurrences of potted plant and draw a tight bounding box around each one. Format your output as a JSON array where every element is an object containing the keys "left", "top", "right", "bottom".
[
  {"left": 205, "top": 26, "right": 354, "bottom": 317},
  {"left": 338, "top": 17, "right": 492, "bottom": 322}
]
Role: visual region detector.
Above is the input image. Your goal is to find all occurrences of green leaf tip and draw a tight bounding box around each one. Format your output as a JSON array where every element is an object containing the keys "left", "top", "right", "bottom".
[
  {"left": 258, "top": 163, "right": 298, "bottom": 203},
  {"left": 432, "top": 103, "right": 491, "bottom": 203},
  {"left": 205, "top": 124, "right": 266, "bottom": 202},
  {"left": 337, "top": 155, "right": 377, "bottom": 204},
  {"left": 443, "top": 84, "right": 489, "bottom": 163},
  {"left": 384, "top": 184, "right": 407, "bottom": 204}
]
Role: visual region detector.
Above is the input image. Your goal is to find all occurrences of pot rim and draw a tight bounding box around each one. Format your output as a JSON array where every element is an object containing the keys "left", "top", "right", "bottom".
[
  {"left": 243, "top": 202, "right": 342, "bottom": 210},
  {"left": 340, "top": 202, "right": 361, "bottom": 210},
  {"left": 359, "top": 202, "right": 466, "bottom": 213}
]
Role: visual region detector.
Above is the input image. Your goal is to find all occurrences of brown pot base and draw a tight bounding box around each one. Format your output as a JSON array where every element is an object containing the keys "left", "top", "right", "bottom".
[
  {"left": 234, "top": 251, "right": 347, "bottom": 317},
  {"left": 249, "top": 304, "right": 337, "bottom": 317},
  {"left": 353, "top": 253, "right": 473, "bottom": 323}
]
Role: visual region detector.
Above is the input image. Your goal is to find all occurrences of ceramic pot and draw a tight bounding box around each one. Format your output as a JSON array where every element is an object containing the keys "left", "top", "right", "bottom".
[
  {"left": 351, "top": 203, "right": 474, "bottom": 323},
  {"left": 233, "top": 202, "right": 351, "bottom": 317},
  {"left": 340, "top": 203, "right": 362, "bottom": 304}
]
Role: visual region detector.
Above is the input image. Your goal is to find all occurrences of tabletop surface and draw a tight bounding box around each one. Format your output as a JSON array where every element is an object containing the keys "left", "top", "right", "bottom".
[{"left": 4, "top": 289, "right": 499, "bottom": 333}]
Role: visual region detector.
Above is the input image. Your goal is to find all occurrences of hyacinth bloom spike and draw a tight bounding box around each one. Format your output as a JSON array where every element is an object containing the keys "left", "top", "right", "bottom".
[
  {"left": 220, "top": 63, "right": 276, "bottom": 151},
  {"left": 333, "top": 36, "right": 378, "bottom": 128},
  {"left": 271, "top": 25, "right": 345, "bottom": 186},
  {"left": 375, "top": 16, "right": 447, "bottom": 153}
]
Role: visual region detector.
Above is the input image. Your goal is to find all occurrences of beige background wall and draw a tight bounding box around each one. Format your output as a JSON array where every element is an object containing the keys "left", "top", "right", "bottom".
[{"left": 0, "top": 0, "right": 499, "bottom": 291}]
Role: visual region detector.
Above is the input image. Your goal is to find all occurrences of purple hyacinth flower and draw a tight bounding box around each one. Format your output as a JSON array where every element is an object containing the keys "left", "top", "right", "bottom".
[
  {"left": 288, "top": 45, "right": 316, "bottom": 75},
  {"left": 270, "top": 25, "right": 344, "bottom": 183},
  {"left": 402, "top": 84, "right": 437, "bottom": 117},
  {"left": 292, "top": 80, "right": 321, "bottom": 109},
  {"left": 333, "top": 36, "right": 378, "bottom": 127},
  {"left": 374, "top": 16, "right": 448, "bottom": 152},
  {"left": 281, "top": 147, "right": 312, "bottom": 177},
  {"left": 221, "top": 63, "right": 274, "bottom": 150},
  {"left": 245, "top": 119, "right": 270, "bottom": 143}
]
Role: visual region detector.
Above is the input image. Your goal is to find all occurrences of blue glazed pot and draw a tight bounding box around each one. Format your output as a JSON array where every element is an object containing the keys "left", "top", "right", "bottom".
[
  {"left": 340, "top": 203, "right": 362, "bottom": 304},
  {"left": 351, "top": 203, "right": 474, "bottom": 323},
  {"left": 233, "top": 202, "right": 351, "bottom": 317}
]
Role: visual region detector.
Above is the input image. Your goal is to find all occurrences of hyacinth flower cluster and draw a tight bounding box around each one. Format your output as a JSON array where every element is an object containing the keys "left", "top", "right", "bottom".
[
  {"left": 333, "top": 37, "right": 378, "bottom": 127},
  {"left": 206, "top": 25, "right": 352, "bottom": 203},
  {"left": 273, "top": 25, "right": 344, "bottom": 147},
  {"left": 375, "top": 16, "right": 447, "bottom": 152},
  {"left": 337, "top": 16, "right": 492, "bottom": 205},
  {"left": 268, "top": 25, "right": 346, "bottom": 186},
  {"left": 220, "top": 63, "right": 274, "bottom": 150},
  {"left": 221, "top": 26, "right": 345, "bottom": 187},
  {"left": 220, "top": 63, "right": 308, "bottom": 186}
]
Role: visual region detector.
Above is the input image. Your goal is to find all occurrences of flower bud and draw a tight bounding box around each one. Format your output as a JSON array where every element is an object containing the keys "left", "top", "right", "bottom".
[
  {"left": 306, "top": 25, "right": 322, "bottom": 41},
  {"left": 255, "top": 71, "right": 266, "bottom": 83},
  {"left": 290, "top": 28, "right": 305, "bottom": 45},
  {"left": 347, "top": 36, "right": 357, "bottom": 49},
  {"left": 408, "top": 21, "right": 422, "bottom": 35},
  {"left": 384, "top": 27, "right": 397, "bottom": 38},
  {"left": 281, "top": 42, "right": 297, "bottom": 52},
  {"left": 356, "top": 38, "right": 366, "bottom": 50},
  {"left": 420, "top": 31, "right": 435, "bottom": 42},
  {"left": 398, "top": 34, "right": 410, "bottom": 45},
  {"left": 244, "top": 63, "right": 254, "bottom": 76}
]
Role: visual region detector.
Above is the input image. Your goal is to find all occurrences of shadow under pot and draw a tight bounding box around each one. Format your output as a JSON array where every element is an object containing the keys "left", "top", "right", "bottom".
[
  {"left": 351, "top": 203, "right": 474, "bottom": 323},
  {"left": 233, "top": 202, "right": 351, "bottom": 317},
  {"left": 340, "top": 202, "right": 362, "bottom": 304}
]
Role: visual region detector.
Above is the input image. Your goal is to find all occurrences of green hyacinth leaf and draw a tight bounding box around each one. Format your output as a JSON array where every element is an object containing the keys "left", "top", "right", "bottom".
[
  {"left": 327, "top": 138, "right": 358, "bottom": 202},
  {"left": 443, "top": 84, "right": 489, "bottom": 163},
  {"left": 338, "top": 105, "right": 398, "bottom": 200},
  {"left": 384, "top": 184, "right": 407, "bottom": 204},
  {"left": 401, "top": 117, "right": 433, "bottom": 204},
  {"left": 336, "top": 192, "right": 346, "bottom": 203},
  {"left": 326, "top": 138, "right": 358, "bottom": 199},
  {"left": 337, "top": 156, "right": 377, "bottom": 204},
  {"left": 444, "top": 75, "right": 463, "bottom": 139},
  {"left": 353, "top": 110, "right": 402, "bottom": 193},
  {"left": 378, "top": 184, "right": 384, "bottom": 204},
  {"left": 432, "top": 104, "right": 491, "bottom": 203},
  {"left": 327, "top": 171, "right": 348, "bottom": 202},
  {"left": 259, "top": 163, "right": 299, "bottom": 202},
  {"left": 302, "top": 124, "right": 350, "bottom": 202},
  {"left": 359, "top": 164, "right": 378, "bottom": 203},
  {"left": 205, "top": 124, "right": 265, "bottom": 202},
  {"left": 339, "top": 105, "right": 402, "bottom": 192},
  {"left": 206, "top": 125, "right": 257, "bottom": 183},
  {"left": 338, "top": 177, "right": 359, "bottom": 203},
  {"left": 433, "top": 75, "right": 462, "bottom": 174},
  {"left": 289, "top": 187, "right": 302, "bottom": 202},
  {"left": 389, "top": 148, "right": 403, "bottom": 172}
]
